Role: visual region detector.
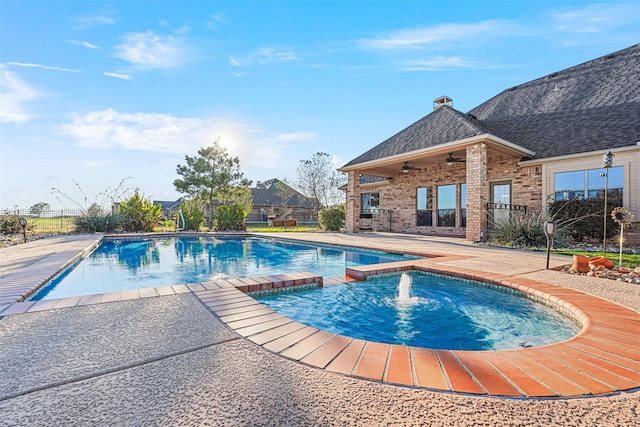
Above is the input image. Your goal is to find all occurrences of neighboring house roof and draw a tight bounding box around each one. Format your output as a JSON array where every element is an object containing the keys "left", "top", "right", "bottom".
[
  {"left": 343, "top": 43, "right": 640, "bottom": 168},
  {"left": 153, "top": 197, "right": 184, "bottom": 210},
  {"left": 152, "top": 180, "right": 317, "bottom": 210},
  {"left": 251, "top": 179, "right": 317, "bottom": 208}
]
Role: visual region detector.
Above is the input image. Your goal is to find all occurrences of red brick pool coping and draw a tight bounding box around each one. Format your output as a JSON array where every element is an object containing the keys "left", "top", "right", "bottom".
[
  {"left": 190, "top": 261, "right": 640, "bottom": 398},
  {"left": 1, "top": 241, "right": 638, "bottom": 398}
]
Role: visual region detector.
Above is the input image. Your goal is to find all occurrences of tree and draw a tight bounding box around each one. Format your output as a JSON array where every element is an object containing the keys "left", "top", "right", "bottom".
[
  {"left": 174, "top": 140, "right": 252, "bottom": 230},
  {"left": 29, "top": 202, "right": 50, "bottom": 216},
  {"left": 296, "top": 152, "right": 346, "bottom": 208}
]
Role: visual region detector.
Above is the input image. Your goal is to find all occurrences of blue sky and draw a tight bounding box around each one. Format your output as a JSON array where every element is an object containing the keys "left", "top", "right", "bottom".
[{"left": 2, "top": 1, "right": 639, "bottom": 209}]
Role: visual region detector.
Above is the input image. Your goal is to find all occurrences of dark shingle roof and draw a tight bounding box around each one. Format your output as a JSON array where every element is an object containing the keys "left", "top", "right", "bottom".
[
  {"left": 251, "top": 179, "right": 316, "bottom": 207},
  {"left": 468, "top": 44, "right": 640, "bottom": 160},
  {"left": 343, "top": 105, "right": 492, "bottom": 167},
  {"left": 344, "top": 43, "right": 640, "bottom": 167}
]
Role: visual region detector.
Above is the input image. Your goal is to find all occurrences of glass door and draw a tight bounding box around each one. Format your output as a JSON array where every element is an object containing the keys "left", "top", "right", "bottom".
[{"left": 490, "top": 181, "right": 511, "bottom": 225}]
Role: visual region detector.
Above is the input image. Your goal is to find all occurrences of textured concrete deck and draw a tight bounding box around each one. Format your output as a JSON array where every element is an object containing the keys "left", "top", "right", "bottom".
[{"left": 0, "top": 233, "right": 639, "bottom": 425}]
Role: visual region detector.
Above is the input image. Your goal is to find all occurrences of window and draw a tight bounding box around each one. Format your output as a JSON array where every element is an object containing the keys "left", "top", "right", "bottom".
[
  {"left": 437, "top": 185, "right": 456, "bottom": 227},
  {"left": 460, "top": 183, "right": 467, "bottom": 228},
  {"left": 416, "top": 187, "right": 432, "bottom": 226},
  {"left": 555, "top": 167, "right": 623, "bottom": 202},
  {"left": 361, "top": 192, "right": 379, "bottom": 213}
]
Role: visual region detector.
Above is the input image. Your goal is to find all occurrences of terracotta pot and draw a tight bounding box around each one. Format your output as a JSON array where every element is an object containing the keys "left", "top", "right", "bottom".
[
  {"left": 572, "top": 255, "right": 590, "bottom": 273},
  {"left": 589, "top": 256, "right": 615, "bottom": 269}
]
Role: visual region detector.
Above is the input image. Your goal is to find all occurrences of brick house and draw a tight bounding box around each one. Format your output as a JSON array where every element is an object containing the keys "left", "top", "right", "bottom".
[
  {"left": 339, "top": 44, "right": 640, "bottom": 241},
  {"left": 246, "top": 178, "right": 319, "bottom": 223}
]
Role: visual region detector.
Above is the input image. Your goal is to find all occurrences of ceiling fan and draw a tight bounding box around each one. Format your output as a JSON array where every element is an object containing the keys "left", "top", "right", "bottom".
[
  {"left": 446, "top": 153, "right": 466, "bottom": 165},
  {"left": 401, "top": 161, "right": 421, "bottom": 173}
]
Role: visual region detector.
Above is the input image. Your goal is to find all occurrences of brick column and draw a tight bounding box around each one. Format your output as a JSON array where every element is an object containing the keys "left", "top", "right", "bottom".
[
  {"left": 345, "top": 171, "right": 361, "bottom": 234},
  {"left": 465, "top": 143, "right": 488, "bottom": 241}
]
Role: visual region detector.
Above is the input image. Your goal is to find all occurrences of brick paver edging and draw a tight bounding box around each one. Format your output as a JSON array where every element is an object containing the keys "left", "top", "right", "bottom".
[{"left": 195, "top": 262, "right": 640, "bottom": 398}]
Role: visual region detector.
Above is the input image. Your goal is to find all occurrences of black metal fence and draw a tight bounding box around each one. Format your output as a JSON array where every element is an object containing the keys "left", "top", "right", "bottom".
[
  {"left": 486, "top": 203, "right": 528, "bottom": 230},
  {"left": 1, "top": 208, "right": 83, "bottom": 233}
]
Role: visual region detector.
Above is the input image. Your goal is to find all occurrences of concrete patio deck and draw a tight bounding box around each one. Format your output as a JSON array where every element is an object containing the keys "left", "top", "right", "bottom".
[{"left": 0, "top": 232, "right": 638, "bottom": 426}]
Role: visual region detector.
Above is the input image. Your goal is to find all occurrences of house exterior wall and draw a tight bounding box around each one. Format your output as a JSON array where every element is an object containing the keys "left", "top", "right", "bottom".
[
  {"left": 345, "top": 170, "right": 360, "bottom": 233},
  {"left": 540, "top": 148, "right": 640, "bottom": 243},
  {"left": 487, "top": 155, "right": 543, "bottom": 213},
  {"left": 347, "top": 148, "right": 544, "bottom": 241}
]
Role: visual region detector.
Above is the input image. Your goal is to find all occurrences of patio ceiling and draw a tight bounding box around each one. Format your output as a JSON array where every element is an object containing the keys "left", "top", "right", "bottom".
[{"left": 339, "top": 135, "right": 535, "bottom": 178}]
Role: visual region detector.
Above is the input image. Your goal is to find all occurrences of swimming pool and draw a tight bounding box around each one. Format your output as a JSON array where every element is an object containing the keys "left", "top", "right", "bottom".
[
  {"left": 256, "top": 272, "right": 581, "bottom": 350},
  {"left": 31, "top": 236, "right": 419, "bottom": 300}
]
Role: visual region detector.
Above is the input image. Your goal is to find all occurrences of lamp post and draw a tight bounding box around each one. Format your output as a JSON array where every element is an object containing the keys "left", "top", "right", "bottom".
[
  {"left": 18, "top": 217, "right": 28, "bottom": 243},
  {"left": 602, "top": 151, "right": 613, "bottom": 257},
  {"left": 543, "top": 220, "right": 557, "bottom": 270}
]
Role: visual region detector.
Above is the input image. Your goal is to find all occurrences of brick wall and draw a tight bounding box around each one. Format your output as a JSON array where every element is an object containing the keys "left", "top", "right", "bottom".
[
  {"left": 346, "top": 148, "right": 543, "bottom": 240},
  {"left": 380, "top": 162, "right": 468, "bottom": 236},
  {"left": 487, "top": 155, "right": 543, "bottom": 213}
]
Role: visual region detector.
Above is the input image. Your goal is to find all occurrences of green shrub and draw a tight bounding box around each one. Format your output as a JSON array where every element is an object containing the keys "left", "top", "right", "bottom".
[
  {"left": 73, "top": 204, "right": 124, "bottom": 233},
  {"left": 548, "top": 197, "right": 619, "bottom": 243},
  {"left": 117, "top": 191, "right": 162, "bottom": 232},
  {"left": 74, "top": 211, "right": 124, "bottom": 233},
  {"left": 0, "top": 214, "right": 21, "bottom": 234},
  {"left": 318, "top": 204, "right": 345, "bottom": 231},
  {"left": 179, "top": 199, "right": 205, "bottom": 231},
  {"left": 489, "top": 212, "right": 547, "bottom": 248},
  {"left": 214, "top": 204, "right": 246, "bottom": 231}
]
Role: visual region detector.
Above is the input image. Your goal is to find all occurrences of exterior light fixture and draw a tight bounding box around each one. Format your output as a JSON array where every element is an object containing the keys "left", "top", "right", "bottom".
[
  {"left": 18, "top": 217, "right": 28, "bottom": 243},
  {"left": 602, "top": 151, "right": 613, "bottom": 256},
  {"left": 543, "top": 220, "right": 557, "bottom": 269}
]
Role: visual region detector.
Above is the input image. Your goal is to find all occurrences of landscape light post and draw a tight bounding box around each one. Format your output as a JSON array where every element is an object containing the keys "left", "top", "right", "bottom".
[
  {"left": 19, "top": 217, "right": 27, "bottom": 243},
  {"left": 602, "top": 151, "right": 613, "bottom": 256},
  {"left": 543, "top": 220, "right": 557, "bottom": 270}
]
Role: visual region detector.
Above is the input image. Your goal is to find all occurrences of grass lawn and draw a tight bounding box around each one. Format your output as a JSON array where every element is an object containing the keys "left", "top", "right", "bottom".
[
  {"left": 552, "top": 249, "right": 639, "bottom": 268},
  {"left": 27, "top": 216, "right": 76, "bottom": 233}
]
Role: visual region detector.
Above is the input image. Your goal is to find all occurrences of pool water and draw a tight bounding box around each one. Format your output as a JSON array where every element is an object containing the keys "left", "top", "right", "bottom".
[
  {"left": 256, "top": 272, "right": 581, "bottom": 350},
  {"left": 31, "top": 236, "right": 419, "bottom": 301}
]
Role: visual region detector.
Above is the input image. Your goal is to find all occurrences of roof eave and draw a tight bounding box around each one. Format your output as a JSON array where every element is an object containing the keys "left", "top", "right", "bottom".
[
  {"left": 519, "top": 144, "right": 640, "bottom": 166},
  {"left": 338, "top": 133, "right": 535, "bottom": 172}
]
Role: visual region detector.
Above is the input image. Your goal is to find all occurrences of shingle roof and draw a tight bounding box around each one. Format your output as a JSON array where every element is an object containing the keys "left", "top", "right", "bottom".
[
  {"left": 344, "top": 44, "right": 640, "bottom": 167},
  {"left": 343, "top": 105, "right": 491, "bottom": 167},
  {"left": 251, "top": 179, "right": 316, "bottom": 207},
  {"left": 469, "top": 44, "right": 640, "bottom": 160}
]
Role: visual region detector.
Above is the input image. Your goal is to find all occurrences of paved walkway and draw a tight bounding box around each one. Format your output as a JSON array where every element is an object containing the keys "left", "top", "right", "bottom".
[{"left": 0, "top": 233, "right": 638, "bottom": 426}]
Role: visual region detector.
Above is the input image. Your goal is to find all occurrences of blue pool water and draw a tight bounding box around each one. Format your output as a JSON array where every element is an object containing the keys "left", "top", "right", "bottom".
[
  {"left": 256, "top": 272, "right": 581, "bottom": 350},
  {"left": 31, "top": 236, "right": 419, "bottom": 300}
]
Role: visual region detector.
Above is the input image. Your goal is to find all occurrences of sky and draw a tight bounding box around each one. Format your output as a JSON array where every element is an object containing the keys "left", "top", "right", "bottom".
[{"left": 1, "top": 1, "right": 639, "bottom": 210}]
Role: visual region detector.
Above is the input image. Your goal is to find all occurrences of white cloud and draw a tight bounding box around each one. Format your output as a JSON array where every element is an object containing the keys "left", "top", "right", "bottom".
[
  {"left": 113, "top": 31, "right": 189, "bottom": 69},
  {"left": 104, "top": 72, "right": 132, "bottom": 80},
  {"left": 207, "top": 13, "right": 226, "bottom": 30},
  {"left": 0, "top": 64, "right": 39, "bottom": 123},
  {"left": 57, "top": 109, "right": 207, "bottom": 153},
  {"left": 229, "top": 45, "right": 299, "bottom": 67},
  {"left": 358, "top": 20, "right": 522, "bottom": 50},
  {"left": 68, "top": 40, "right": 99, "bottom": 49},
  {"left": 174, "top": 25, "right": 191, "bottom": 35},
  {"left": 554, "top": 3, "right": 640, "bottom": 33},
  {"left": 73, "top": 12, "right": 116, "bottom": 29},
  {"left": 403, "top": 56, "right": 479, "bottom": 71},
  {"left": 56, "top": 109, "right": 317, "bottom": 173},
  {"left": 8, "top": 62, "right": 81, "bottom": 73}
]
